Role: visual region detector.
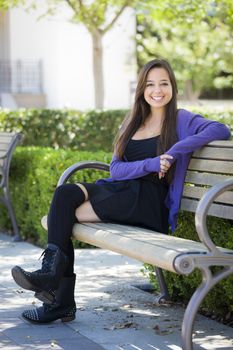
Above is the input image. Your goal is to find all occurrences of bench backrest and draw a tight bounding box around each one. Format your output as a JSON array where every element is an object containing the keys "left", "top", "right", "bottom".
[
  {"left": 0, "top": 132, "right": 23, "bottom": 186},
  {"left": 181, "top": 140, "right": 233, "bottom": 220}
]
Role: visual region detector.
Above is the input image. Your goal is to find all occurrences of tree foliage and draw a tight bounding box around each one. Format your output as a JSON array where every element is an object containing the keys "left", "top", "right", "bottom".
[
  {"left": 137, "top": 0, "right": 233, "bottom": 99},
  {"left": 0, "top": 0, "right": 24, "bottom": 8}
]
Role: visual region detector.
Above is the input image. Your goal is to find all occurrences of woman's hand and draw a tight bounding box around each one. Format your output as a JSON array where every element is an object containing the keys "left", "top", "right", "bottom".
[{"left": 159, "top": 154, "right": 173, "bottom": 179}]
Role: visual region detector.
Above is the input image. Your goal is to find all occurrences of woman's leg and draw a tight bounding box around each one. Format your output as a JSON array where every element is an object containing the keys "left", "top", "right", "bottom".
[
  {"left": 55, "top": 184, "right": 101, "bottom": 277},
  {"left": 13, "top": 182, "right": 102, "bottom": 323},
  {"left": 75, "top": 200, "right": 101, "bottom": 222},
  {"left": 47, "top": 183, "right": 86, "bottom": 253},
  {"left": 11, "top": 183, "right": 89, "bottom": 303}
]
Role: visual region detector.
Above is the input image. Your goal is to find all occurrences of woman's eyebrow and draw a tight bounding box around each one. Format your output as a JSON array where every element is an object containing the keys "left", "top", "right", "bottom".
[{"left": 146, "top": 79, "right": 169, "bottom": 82}]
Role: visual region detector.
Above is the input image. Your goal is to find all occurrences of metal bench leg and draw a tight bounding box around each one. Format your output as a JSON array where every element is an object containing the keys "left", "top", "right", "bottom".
[
  {"left": 182, "top": 265, "right": 233, "bottom": 350},
  {"left": 154, "top": 267, "right": 170, "bottom": 303},
  {"left": 3, "top": 187, "right": 21, "bottom": 241}
]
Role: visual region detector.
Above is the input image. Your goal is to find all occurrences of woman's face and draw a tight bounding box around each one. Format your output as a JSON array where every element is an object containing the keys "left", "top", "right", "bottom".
[{"left": 143, "top": 67, "right": 173, "bottom": 112}]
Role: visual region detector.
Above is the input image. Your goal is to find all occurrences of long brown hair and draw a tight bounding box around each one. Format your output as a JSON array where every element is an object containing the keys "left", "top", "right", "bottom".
[{"left": 114, "top": 58, "right": 178, "bottom": 183}]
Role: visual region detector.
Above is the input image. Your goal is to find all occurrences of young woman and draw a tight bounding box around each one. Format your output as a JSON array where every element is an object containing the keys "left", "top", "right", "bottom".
[{"left": 11, "top": 59, "right": 231, "bottom": 324}]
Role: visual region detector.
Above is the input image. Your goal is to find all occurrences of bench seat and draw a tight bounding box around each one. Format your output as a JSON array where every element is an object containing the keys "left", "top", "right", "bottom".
[{"left": 72, "top": 222, "right": 232, "bottom": 274}]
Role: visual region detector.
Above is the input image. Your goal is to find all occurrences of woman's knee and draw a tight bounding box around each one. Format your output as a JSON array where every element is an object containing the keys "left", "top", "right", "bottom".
[{"left": 53, "top": 183, "right": 86, "bottom": 203}]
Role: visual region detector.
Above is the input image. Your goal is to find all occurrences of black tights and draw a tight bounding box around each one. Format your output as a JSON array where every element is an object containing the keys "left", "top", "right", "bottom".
[{"left": 47, "top": 184, "right": 85, "bottom": 276}]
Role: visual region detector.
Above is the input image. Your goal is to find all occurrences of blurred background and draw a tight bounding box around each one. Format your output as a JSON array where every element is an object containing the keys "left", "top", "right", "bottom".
[{"left": 0, "top": 0, "right": 232, "bottom": 110}]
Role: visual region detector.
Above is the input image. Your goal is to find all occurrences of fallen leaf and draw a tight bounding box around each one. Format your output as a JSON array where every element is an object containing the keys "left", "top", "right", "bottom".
[
  {"left": 122, "top": 304, "right": 133, "bottom": 309},
  {"left": 104, "top": 322, "right": 139, "bottom": 330},
  {"left": 153, "top": 325, "right": 173, "bottom": 335},
  {"left": 51, "top": 339, "right": 58, "bottom": 347},
  {"left": 77, "top": 307, "right": 85, "bottom": 311},
  {"left": 16, "top": 289, "right": 24, "bottom": 294}
]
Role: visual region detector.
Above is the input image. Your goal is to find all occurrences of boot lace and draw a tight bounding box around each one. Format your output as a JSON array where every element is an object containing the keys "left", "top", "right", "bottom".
[{"left": 38, "top": 248, "right": 56, "bottom": 273}]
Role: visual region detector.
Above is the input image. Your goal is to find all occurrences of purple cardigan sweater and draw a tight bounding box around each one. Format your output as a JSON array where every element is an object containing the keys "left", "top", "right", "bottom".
[{"left": 97, "top": 109, "right": 231, "bottom": 232}]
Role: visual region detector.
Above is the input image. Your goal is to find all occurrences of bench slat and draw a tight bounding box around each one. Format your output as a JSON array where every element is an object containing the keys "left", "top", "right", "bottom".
[
  {"left": 203, "top": 140, "right": 233, "bottom": 148},
  {"left": 180, "top": 198, "right": 233, "bottom": 219},
  {"left": 188, "top": 159, "right": 233, "bottom": 174},
  {"left": 185, "top": 171, "right": 231, "bottom": 186},
  {"left": 183, "top": 186, "right": 233, "bottom": 205},
  {"left": 0, "top": 142, "right": 14, "bottom": 149},
  {"left": 193, "top": 147, "right": 233, "bottom": 160},
  {"left": 0, "top": 131, "right": 16, "bottom": 135},
  {"left": 0, "top": 150, "right": 8, "bottom": 157},
  {"left": 0, "top": 136, "right": 15, "bottom": 143},
  {"left": 0, "top": 140, "right": 17, "bottom": 157}
]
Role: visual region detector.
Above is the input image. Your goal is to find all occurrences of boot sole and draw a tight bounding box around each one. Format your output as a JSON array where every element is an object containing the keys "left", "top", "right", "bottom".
[
  {"left": 11, "top": 266, "right": 54, "bottom": 304},
  {"left": 22, "top": 313, "right": 75, "bottom": 324},
  {"left": 34, "top": 291, "right": 54, "bottom": 304}
]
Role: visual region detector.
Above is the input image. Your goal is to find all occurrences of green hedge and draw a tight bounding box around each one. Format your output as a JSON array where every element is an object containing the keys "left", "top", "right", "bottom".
[
  {"left": 0, "top": 147, "right": 111, "bottom": 247},
  {"left": 0, "top": 107, "right": 232, "bottom": 152},
  {"left": 0, "top": 109, "right": 126, "bottom": 152}
]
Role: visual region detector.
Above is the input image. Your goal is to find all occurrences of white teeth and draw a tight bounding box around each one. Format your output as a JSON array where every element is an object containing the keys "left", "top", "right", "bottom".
[{"left": 152, "top": 96, "right": 163, "bottom": 101}]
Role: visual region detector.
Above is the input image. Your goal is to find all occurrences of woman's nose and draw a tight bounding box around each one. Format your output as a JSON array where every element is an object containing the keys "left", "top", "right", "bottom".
[{"left": 153, "top": 85, "right": 162, "bottom": 93}]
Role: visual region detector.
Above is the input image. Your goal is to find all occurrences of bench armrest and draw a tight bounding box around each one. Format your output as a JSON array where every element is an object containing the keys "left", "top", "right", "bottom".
[
  {"left": 195, "top": 178, "right": 233, "bottom": 254},
  {"left": 57, "top": 161, "right": 110, "bottom": 187}
]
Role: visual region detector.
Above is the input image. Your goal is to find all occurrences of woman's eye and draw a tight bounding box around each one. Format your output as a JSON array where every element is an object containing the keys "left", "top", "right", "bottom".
[{"left": 146, "top": 83, "right": 169, "bottom": 87}]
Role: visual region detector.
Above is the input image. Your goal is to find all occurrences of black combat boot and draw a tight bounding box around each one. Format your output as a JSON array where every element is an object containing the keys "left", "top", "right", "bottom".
[
  {"left": 22, "top": 275, "right": 76, "bottom": 324},
  {"left": 11, "top": 243, "right": 68, "bottom": 304}
]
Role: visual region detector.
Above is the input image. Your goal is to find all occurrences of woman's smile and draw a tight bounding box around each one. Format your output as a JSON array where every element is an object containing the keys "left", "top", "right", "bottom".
[{"left": 151, "top": 96, "right": 164, "bottom": 101}]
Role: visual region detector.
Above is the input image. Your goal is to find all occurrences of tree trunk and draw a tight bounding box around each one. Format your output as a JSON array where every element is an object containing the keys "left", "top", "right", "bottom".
[
  {"left": 91, "top": 30, "right": 104, "bottom": 109},
  {"left": 183, "top": 79, "right": 201, "bottom": 101}
]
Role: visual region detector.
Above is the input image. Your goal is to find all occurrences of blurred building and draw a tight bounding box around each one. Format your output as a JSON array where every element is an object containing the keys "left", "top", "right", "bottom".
[{"left": 0, "top": 5, "right": 136, "bottom": 110}]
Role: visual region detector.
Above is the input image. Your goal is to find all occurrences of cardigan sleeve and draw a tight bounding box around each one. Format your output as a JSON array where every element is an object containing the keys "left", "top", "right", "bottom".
[
  {"left": 110, "top": 111, "right": 231, "bottom": 181},
  {"left": 166, "top": 112, "right": 231, "bottom": 160},
  {"left": 109, "top": 154, "right": 161, "bottom": 181}
]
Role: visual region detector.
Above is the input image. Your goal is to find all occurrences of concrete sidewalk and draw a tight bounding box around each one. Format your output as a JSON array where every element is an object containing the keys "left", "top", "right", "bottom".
[{"left": 0, "top": 232, "right": 232, "bottom": 350}]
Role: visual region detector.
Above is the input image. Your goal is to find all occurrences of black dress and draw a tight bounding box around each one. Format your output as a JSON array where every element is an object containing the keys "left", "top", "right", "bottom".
[{"left": 81, "top": 136, "right": 169, "bottom": 234}]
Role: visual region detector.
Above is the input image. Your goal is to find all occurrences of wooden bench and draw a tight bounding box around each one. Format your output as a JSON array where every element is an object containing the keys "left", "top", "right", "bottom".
[
  {"left": 42, "top": 140, "right": 233, "bottom": 350},
  {"left": 0, "top": 132, "right": 23, "bottom": 241}
]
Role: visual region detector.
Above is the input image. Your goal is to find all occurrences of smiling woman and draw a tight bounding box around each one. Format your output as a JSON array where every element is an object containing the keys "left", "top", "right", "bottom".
[
  {"left": 11, "top": 58, "right": 231, "bottom": 324},
  {"left": 144, "top": 68, "right": 173, "bottom": 111},
  {"left": 114, "top": 59, "right": 179, "bottom": 182}
]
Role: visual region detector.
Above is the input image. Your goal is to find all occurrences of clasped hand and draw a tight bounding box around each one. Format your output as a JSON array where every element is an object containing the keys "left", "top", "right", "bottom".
[{"left": 159, "top": 154, "right": 173, "bottom": 179}]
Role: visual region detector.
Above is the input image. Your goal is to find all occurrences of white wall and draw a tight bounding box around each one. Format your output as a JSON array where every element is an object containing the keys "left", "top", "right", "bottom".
[
  {"left": 9, "top": 4, "right": 136, "bottom": 109},
  {"left": 103, "top": 9, "right": 137, "bottom": 109}
]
